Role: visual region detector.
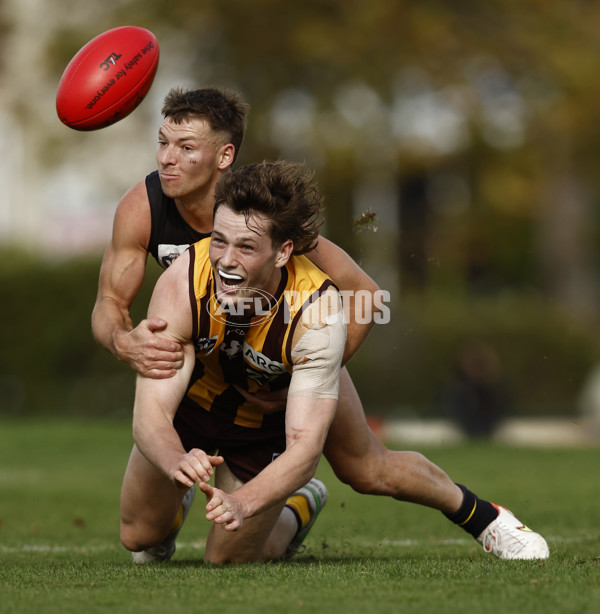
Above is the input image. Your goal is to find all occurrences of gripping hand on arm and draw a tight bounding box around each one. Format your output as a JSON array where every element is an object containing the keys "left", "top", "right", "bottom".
[{"left": 91, "top": 181, "right": 184, "bottom": 378}]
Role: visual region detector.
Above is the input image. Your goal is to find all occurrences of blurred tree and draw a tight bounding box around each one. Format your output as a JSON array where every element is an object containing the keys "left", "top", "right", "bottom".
[
  {"left": 4, "top": 0, "right": 599, "bottom": 415},
  {"left": 78, "top": 0, "right": 600, "bottom": 314}
]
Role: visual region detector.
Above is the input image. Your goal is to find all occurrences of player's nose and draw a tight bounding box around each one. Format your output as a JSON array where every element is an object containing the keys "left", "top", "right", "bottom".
[
  {"left": 157, "top": 144, "right": 177, "bottom": 166},
  {"left": 219, "top": 246, "right": 238, "bottom": 268}
]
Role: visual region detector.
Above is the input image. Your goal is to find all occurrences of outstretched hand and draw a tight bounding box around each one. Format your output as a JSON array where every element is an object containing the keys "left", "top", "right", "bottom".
[
  {"left": 172, "top": 449, "right": 225, "bottom": 489},
  {"left": 199, "top": 483, "right": 246, "bottom": 531},
  {"left": 117, "top": 318, "right": 184, "bottom": 378}
]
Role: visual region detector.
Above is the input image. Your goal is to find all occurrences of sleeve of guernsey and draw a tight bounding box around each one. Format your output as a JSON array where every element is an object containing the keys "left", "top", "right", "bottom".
[{"left": 287, "top": 286, "right": 347, "bottom": 399}]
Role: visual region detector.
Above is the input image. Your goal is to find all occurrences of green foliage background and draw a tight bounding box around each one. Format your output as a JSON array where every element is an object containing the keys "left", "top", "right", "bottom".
[
  {"left": 4, "top": 1, "right": 600, "bottom": 418},
  {"left": 1, "top": 251, "right": 596, "bottom": 418},
  {"left": 0, "top": 254, "right": 158, "bottom": 417}
]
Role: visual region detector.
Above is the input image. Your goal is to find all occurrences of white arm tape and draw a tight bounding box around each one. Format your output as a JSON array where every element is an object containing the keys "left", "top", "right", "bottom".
[{"left": 287, "top": 310, "right": 347, "bottom": 399}]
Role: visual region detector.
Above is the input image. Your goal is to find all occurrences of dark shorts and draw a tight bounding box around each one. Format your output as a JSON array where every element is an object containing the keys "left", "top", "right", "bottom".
[{"left": 173, "top": 398, "right": 286, "bottom": 483}]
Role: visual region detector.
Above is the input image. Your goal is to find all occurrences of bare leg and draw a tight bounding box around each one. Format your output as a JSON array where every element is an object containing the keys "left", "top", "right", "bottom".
[
  {"left": 324, "top": 367, "right": 463, "bottom": 514},
  {"left": 203, "top": 461, "right": 294, "bottom": 564},
  {"left": 120, "top": 444, "right": 188, "bottom": 551}
]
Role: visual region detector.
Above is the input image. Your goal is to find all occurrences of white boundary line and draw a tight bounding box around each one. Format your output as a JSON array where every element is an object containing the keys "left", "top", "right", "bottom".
[{"left": 0, "top": 535, "right": 587, "bottom": 555}]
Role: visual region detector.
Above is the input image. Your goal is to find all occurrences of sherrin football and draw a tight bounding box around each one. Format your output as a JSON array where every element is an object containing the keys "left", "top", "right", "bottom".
[{"left": 56, "top": 26, "right": 159, "bottom": 131}]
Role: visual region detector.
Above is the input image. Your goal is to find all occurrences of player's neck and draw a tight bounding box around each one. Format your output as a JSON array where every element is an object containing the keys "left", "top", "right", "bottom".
[{"left": 174, "top": 195, "right": 215, "bottom": 234}]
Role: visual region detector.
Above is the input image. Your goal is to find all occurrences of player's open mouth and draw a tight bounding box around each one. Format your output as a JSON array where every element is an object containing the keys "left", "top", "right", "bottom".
[{"left": 218, "top": 269, "right": 244, "bottom": 290}]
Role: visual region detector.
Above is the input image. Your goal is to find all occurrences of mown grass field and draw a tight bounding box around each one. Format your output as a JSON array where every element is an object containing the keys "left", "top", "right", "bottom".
[{"left": 0, "top": 418, "right": 598, "bottom": 614}]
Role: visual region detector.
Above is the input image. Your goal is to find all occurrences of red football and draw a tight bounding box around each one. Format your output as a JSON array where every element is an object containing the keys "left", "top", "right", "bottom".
[{"left": 56, "top": 26, "right": 159, "bottom": 131}]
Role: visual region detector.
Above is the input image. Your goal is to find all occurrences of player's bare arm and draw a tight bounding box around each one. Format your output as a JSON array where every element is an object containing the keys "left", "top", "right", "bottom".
[
  {"left": 306, "top": 236, "right": 381, "bottom": 364},
  {"left": 202, "top": 394, "right": 337, "bottom": 531},
  {"left": 202, "top": 299, "right": 346, "bottom": 530},
  {"left": 235, "top": 240, "right": 372, "bottom": 414},
  {"left": 92, "top": 180, "right": 184, "bottom": 378},
  {"left": 131, "top": 251, "right": 223, "bottom": 486}
]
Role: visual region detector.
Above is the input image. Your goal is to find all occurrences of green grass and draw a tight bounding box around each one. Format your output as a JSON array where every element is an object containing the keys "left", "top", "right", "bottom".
[{"left": 1, "top": 418, "right": 599, "bottom": 614}]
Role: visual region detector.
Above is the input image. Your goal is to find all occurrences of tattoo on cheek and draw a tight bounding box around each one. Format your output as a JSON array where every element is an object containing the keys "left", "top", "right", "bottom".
[{"left": 188, "top": 158, "right": 197, "bottom": 164}]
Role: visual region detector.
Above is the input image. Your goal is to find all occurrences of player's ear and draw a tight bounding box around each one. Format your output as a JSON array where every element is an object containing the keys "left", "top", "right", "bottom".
[
  {"left": 218, "top": 144, "right": 235, "bottom": 170},
  {"left": 274, "top": 240, "right": 293, "bottom": 268}
]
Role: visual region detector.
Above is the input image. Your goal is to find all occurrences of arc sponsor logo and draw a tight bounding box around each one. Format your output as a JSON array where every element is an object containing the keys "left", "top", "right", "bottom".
[{"left": 243, "top": 343, "right": 287, "bottom": 386}]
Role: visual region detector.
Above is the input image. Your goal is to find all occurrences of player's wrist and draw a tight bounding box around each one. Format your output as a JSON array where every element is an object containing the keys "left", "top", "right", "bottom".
[{"left": 112, "top": 327, "right": 133, "bottom": 361}]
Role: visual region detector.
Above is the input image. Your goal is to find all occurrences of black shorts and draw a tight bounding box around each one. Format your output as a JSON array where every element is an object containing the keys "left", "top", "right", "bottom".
[{"left": 173, "top": 397, "right": 286, "bottom": 483}]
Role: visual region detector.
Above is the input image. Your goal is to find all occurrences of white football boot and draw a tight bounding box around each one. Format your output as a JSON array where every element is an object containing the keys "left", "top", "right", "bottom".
[{"left": 477, "top": 503, "right": 549, "bottom": 560}]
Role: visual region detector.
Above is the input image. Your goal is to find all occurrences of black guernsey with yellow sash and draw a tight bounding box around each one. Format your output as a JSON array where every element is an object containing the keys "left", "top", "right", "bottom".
[{"left": 185, "top": 238, "right": 337, "bottom": 430}]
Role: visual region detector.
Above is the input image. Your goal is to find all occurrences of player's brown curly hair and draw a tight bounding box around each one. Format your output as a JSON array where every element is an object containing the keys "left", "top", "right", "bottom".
[{"left": 214, "top": 160, "right": 323, "bottom": 255}]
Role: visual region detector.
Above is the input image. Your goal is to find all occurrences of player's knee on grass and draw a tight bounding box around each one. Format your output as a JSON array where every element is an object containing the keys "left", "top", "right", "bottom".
[
  {"left": 120, "top": 520, "right": 168, "bottom": 553},
  {"left": 120, "top": 526, "right": 142, "bottom": 552},
  {"left": 203, "top": 503, "right": 284, "bottom": 564},
  {"left": 120, "top": 524, "right": 146, "bottom": 552},
  {"left": 204, "top": 550, "right": 260, "bottom": 564},
  {"left": 203, "top": 536, "right": 265, "bottom": 565}
]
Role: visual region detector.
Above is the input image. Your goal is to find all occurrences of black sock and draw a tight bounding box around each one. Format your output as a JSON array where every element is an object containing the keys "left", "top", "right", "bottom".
[{"left": 443, "top": 484, "right": 499, "bottom": 538}]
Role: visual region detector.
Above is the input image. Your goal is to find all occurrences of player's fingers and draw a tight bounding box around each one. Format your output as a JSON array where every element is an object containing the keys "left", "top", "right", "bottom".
[
  {"left": 211, "top": 510, "right": 231, "bottom": 524},
  {"left": 223, "top": 517, "right": 241, "bottom": 531},
  {"left": 208, "top": 455, "right": 225, "bottom": 467},
  {"left": 207, "top": 489, "right": 223, "bottom": 506},
  {"left": 140, "top": 319, "right": 184, "bottom": 352},
  {"left": 144, "top": 356, "right": 183, "bottom": 370},
  {"left": 206, "top": 504, "right": 236, "bottom": 525},
  {"left": 188, "top": 449, "right": 218, "bottom": 480},
  {"left": 148, "top": 341, "right": 184, "bottom": 358},
  {"left": 140, "top": 355, "right": 184, "bottom": 378},
  {"left": 181, "top": 460, "right": 212, "bottom": 483},
  {"left": 173, "top": 470, "right": 195, "bottom": 489},
  {"left": 175, "top": 456, "right": 211, "bottom": 485},
  {"left": 205, "top": 501, "right": 225, "bottom": 519},
  {"left": 198, "top": 481, "right": 214, "bottom": 499},
  {"left": 203, "top": 487, "right": 229, "bottom": 514},
  {"left": 146, "top": 344, "right": 184, "bottom": 358}
]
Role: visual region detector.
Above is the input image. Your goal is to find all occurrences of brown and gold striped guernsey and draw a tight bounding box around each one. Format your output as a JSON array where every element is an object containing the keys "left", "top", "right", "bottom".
[{"left": 186, "top": 239, "right": 337, "bottom": 429}]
